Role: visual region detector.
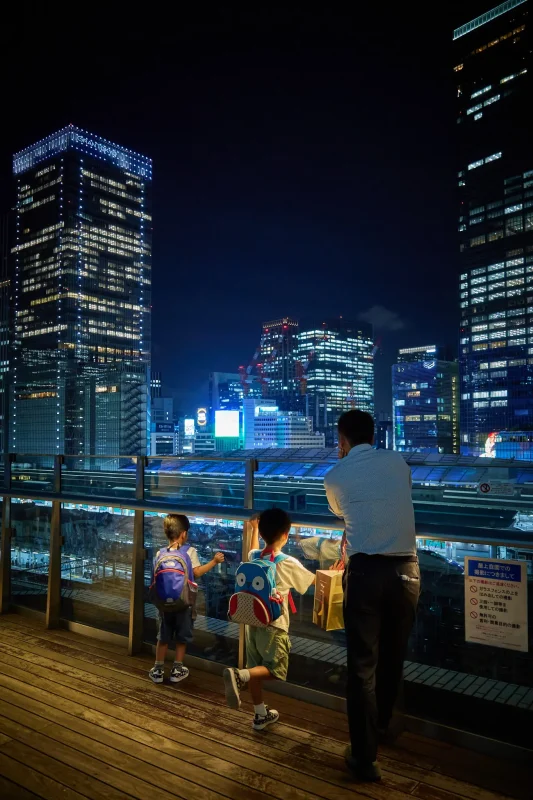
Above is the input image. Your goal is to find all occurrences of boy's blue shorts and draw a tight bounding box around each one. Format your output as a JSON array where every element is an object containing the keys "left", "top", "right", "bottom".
[{"left": 157, "top": 609, "right": 194, "bottom": 645}]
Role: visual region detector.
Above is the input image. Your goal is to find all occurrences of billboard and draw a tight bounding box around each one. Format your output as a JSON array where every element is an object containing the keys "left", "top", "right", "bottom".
[
  {"left": 155, "top": 423, "right": 174, "bottom": 433},
  {"left": 184, "top": 418, "right": 195, "bottom": 437},
  {"left": 197, "top": 408, "right": 207, "bottom": 427},
  {"left": 215, "top": 410, "right": 240, "bottom": 438}
]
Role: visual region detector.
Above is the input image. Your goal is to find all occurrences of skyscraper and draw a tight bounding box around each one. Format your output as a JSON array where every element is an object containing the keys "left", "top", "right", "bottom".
[
  {"left": 392, "top": 345, "right": 459, "bottom": 454},
  {"left": 0, "top": 216, "right": 10, "bottom": 454},
  {"left": 296, "top": 319, "right": 374, "bottom": 446},
  {"left": 10, "top": 126, "right": 151, "bottom": 458},
  {"left": 455, "top": 1, "right": 532, "bottom": 456},
  {"left": 208, "top": 371, "right": 262, "bottom": 421},
  {"left": 260, "top": 317, "right": 300, "bottom": 410}
]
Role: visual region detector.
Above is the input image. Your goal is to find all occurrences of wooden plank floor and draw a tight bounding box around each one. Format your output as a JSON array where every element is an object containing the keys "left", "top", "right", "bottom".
[{"left": 0, "top": 616, "right": 530, "bottom": 800}]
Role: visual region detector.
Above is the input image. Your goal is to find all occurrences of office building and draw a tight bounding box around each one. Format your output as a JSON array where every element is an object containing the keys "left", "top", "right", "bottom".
[
  {"left": 376, "top": 412, "right": 393, "bottom": 450},
  {"left": 454, "top": 1, "right": 533, "bottom": 456},
  {"left": 10, "top": 125, "right": 151, "bottom": 459},
  {"left": 0, "top": 216, "right": 10, "bottom": 454},
  {"left": 150, "top": 371, "right": 162, "bottom": 399},
  {"left": 393, "top": 346, "right": 460, "bottom": 453},
  {"left": 243, "top": 398, "right": 325, "bottom": 449},
  {"left": 296, "top": 319, "right": 374, "bottom": 446},
  {"left": 193, "top": 430, "right": 216, "bottom": 454},
  {"left": 208, "top": 371, "right": 262, "bottom": 421},
  {"left": 260, "top": 317, "right": 300, "bottom": 410}
]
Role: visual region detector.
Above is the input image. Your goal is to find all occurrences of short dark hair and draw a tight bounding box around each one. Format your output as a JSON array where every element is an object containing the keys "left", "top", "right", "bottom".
[
  {"left": 164, "top": 514, "right": 190, "bottom": 541},
  {"left": 258, "top": 508, "right": 291, "bottom": 545},
  {"left": 338, "top": 409, "right": 375, "bottom": 447}
]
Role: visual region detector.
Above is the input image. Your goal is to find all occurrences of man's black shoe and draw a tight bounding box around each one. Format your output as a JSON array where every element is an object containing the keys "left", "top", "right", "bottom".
[{"left": 345, "top": 745, "right": 382, "bottom": 782}]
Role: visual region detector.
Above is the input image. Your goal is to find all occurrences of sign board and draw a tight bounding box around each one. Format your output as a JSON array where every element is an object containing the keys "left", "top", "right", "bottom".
[
  {"left": 477, "top": 480, "right": 515, "bottom": 497},
  {"left": 184, "top": 418, "right": 195, "bottom": 437},
  {"left": 155, "top": 423, "right": 174, "bottom": 433},
  {"left": 197, "top": 408, "right": 207, "bottom": 427},
  {"left": 215, "top": 409, "right": 240, "bottom": 438},
  {"left": 464, "top": 557, "right": 528, "bottom": 652}
]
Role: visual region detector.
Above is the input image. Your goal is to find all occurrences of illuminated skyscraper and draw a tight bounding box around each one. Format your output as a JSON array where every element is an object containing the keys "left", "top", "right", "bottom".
[
  {"left": 393, "top": 346, "right": 459, "bottom": 454},
  {"left": 455, "top": 1, "right": 533, "bottom": 455},
  {"left": 296, "top": 319, "right": 374, "bottom": 446},
  {"left": 261, "top": 317, "right": 300, "bottom": 410},
  {"left": 10, "top": 126, "right": 151, "bottom": 458},
  {"left": 0, "top": 216, "right": 10, "bottom": 453}
]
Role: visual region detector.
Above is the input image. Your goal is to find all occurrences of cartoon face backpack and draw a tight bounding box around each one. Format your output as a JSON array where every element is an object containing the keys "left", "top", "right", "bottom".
[{"left": 228, "top": 547, "right": 296, "bottom": 627}]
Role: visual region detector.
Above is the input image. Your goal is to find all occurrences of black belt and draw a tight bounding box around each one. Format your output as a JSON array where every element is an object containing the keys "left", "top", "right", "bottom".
[{"left": 350, "top": 553, "right": 418, "bottom": 563}]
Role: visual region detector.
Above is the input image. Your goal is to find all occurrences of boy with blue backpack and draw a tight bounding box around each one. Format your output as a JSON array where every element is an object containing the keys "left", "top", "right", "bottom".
[
  {"left": 224, "top": 508, "right": 315, "bottom": 730},
  {"left": 149, "top": 514, "right": 225, "bottom": 684}
]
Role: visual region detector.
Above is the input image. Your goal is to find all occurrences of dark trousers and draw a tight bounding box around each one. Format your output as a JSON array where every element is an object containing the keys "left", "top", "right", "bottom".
[{"left": 343, "top": 553, "right": 420, "bottom": 763}]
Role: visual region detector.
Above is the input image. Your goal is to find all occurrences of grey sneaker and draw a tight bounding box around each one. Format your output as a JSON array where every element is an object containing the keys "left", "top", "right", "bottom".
[
  {"left": 223, "top": 668, "right": 246, "bottom": 709},
  {"left": 253, "top": 707, "right": 279, "bottom": 731},
  {"left": 170, "top": 664, "right": 189, "bottom": 683},
  {"left": 148, "top": 666, "right": 164, "bottom": 684}
]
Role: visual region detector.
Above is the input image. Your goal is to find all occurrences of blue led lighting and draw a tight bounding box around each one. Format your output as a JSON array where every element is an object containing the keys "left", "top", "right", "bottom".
[
  {"left": 13, "top": 124, "right": 152, "bottom": 179},
  {"left": 453, "top": 0, "right": 527, "bottom": 40}
]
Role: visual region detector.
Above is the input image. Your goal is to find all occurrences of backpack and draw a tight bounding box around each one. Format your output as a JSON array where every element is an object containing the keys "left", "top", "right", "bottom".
[
  {"left": 148, "top": 545, "right": 198, "bottom": 614},
  {"left": 228, "top": 548, "right": 296, "bottom": 628}
]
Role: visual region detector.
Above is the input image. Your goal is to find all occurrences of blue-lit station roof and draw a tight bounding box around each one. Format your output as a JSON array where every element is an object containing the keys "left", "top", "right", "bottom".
[{"left": 147, "top": 449, "right": 533, "bottom": 486}]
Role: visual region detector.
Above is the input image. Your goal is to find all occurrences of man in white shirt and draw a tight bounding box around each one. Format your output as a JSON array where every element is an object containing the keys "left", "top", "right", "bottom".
[{"left": 324, "top": 410, "right": 419, "bottom": 782}]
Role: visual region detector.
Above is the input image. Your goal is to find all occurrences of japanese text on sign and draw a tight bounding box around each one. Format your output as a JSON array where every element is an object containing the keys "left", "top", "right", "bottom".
[{"left": 464, "top": 557, "right": 528, "bottom": 653}]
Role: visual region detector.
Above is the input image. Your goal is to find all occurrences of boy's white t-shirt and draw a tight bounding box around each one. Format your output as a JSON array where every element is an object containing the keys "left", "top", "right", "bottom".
[{"left": 249, "top": 550, "right": 315, "bottom": 632}]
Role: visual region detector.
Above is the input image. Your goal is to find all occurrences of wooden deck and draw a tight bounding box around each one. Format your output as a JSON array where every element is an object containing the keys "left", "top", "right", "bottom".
[{"left": 0, "top": 615, "right": 530, "bottom": 800}]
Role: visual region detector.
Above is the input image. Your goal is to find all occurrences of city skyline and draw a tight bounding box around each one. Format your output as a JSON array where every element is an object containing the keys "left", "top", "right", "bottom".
[{"left": 2, "top": 6, "right": 479, "bottom": 418}]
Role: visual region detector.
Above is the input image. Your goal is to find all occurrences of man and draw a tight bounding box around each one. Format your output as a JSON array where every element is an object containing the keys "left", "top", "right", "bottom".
[{"left": 324, "top": 410, "right": 419, "bottom": 783}]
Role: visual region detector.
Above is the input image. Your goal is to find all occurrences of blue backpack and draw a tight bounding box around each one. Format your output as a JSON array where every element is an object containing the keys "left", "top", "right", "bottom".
[
  {"left": 149, "top": 545, "right": 198, "bottom": 614},
  {"left": 228, "top": 548, "right": 295, "bottom": 627}
]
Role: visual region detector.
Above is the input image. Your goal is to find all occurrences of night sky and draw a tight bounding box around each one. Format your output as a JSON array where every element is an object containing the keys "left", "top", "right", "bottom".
[{"left": 3, "top": 5, "right": 487, "bottom": 415}]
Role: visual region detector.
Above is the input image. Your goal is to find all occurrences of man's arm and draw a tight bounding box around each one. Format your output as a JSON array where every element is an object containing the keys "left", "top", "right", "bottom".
[{"left": 325, "top": 477, "right": 343, "bottom": 519}]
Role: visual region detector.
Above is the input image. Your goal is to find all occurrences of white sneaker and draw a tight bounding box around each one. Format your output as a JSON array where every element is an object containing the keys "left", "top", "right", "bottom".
[
  {"left": 253, "top": 706, "right": 279, "bottom": 731},
  {"left": 170, "top": 664, "right": 189, "bottom": 683},
  {"left": 223, "top": 668, "right": 247, "bottom": 709},
  {"left": 149, "top": 666, "right": 164, "bottom": 684}
]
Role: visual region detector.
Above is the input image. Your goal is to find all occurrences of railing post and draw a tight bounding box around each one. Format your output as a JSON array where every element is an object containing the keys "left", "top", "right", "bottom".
[
  {"left": 129, "top": 456, "right": 146, "bottom": 655},
  {"left": 0, "top": 453, "right": 13, "bottom": 613},
  {"left": 239, "top": 458, "right": 258, "bottom": 667},
  {"left": 46, "top": 455, "right": 63, "bottom": 629},
  {"left": 0, "top": 499, "right": 12, "bottom": 614}
]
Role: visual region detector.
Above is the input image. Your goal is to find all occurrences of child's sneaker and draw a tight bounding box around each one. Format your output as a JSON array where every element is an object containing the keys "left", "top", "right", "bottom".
[
  {"left": 223, "top": 667, "right": 247, "bottom": 709},
  {"left": 170, "top": 664, "right": 189, "bottom": 683},
  {"left": 253, "top": 707, "right": 279, "bottom": 731},
  {"left": 148, "top": 666, "right": 164, "bottom": 684}
]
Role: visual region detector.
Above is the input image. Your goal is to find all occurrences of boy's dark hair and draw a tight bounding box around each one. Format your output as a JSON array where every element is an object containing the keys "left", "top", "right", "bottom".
[
  {"left": 338, "top": 409, "right": 375, "bottom": 447},
  {"left": 164, "top": 514, "right": 190, "bottom": 542},
  {"left": 259, "top": 508, "right": 291, "bottom": 545}
]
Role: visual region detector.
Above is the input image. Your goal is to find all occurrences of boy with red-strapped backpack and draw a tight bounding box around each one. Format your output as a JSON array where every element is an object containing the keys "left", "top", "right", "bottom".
[
  {"left": 223, "top": 508, "right": 315, "bottom": 730},
  {"left": 149, "top": 514, "right": 225, "bottom": 685}
]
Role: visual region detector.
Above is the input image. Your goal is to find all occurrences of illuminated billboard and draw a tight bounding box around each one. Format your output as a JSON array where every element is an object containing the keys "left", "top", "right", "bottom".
[
  {"left": 184, "top": 418, "right": 195, "bottom": 437},
  {"left": 215, "top": 410, "right": 240, "bottom": 438},
  {"left": 197, "top": 408, "right": 207, "bottom": 427}
]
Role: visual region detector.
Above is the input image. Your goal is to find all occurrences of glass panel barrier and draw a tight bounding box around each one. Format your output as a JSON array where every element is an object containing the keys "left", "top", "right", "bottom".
[
  {"left": 61, "top": 457, "right": 137, "bottom": 502},
  {"left": 143, "top": 512, "right": 241, "bottom": 666},
  {"left": 60, "top": 503, "right": 133, "bottom": 636},
  {"left": 12, "top": 455, "right": 54, "bottom": 494},
  {"left": 145, "top": 458, "right": 246, "bottom": 510},
  {"left": 10, "top": 499, "right": 52, "bottom": 612}
]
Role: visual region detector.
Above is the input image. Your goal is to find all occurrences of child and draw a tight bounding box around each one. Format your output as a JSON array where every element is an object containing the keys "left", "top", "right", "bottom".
[
  {"left": 223, "top": 508, "right": 315, "bottom": 730},
  {"left": 149, "top": 513, "right": 225, "bottom": 684}
]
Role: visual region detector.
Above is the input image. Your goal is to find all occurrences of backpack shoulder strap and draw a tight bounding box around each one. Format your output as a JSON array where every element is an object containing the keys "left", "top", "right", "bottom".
[{"left": 273, "top": 552, "right": 290, "bottom": 564}]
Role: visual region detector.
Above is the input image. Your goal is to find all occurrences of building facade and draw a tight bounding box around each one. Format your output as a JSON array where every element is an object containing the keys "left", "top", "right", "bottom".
[
  {"left": 296, "top": 319, "right": 374, "bottom": 446},
  {"left": 242, "top": 398, "right": 325, "bottom": 449},
  {"left": 10, "top": 126, "right": 151, "bottom": 459},
  {"left": 393, "top": 346, "right": 460, "bottom": 453},
  {"left": 260, "top": 317, "right": 300, "bottom": 411},
  {"left": 455, "top": 1, "right": 533, "bottom": 456},
  {"left": 208, "top": 371, "right": 262, "bottom": 421}
]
